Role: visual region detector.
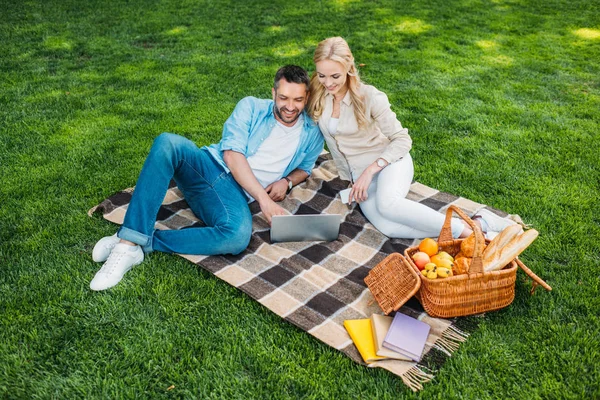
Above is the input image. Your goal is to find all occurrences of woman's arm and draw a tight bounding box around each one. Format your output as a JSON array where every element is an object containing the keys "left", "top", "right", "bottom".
[{"left": 369, "top": 87, "right": 412, "bottom": 164}]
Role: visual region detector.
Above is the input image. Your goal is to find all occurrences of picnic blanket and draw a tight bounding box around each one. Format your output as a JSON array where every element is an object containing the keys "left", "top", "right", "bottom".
[{"left": 89, "top": 153, "right": 522, "bottom": 391}]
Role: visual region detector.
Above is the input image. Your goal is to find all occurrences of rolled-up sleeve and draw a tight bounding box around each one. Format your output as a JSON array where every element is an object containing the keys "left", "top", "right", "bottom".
[
  {"left": 219, "top": 97, "right": 254, "bottom": 154},
  {"left": 370, "top": 89, "right": 412, "bottom": 163}
]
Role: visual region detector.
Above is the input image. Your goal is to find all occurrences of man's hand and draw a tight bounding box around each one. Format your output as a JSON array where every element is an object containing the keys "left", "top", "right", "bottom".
[
  {"left": 259, "top": 197, "right": 288, "bottom": 224},
  {"left": 265, "top": 179, "right": 288, "bottom": 202}
]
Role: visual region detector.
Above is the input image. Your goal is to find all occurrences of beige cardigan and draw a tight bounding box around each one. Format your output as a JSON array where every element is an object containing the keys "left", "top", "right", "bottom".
[{"left": 318, "top": 84, "right": 412, "bottom": 181}]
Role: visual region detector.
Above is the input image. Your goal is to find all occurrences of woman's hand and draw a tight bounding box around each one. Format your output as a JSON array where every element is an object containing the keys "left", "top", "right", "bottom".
[{"left": 350, "top": 164, "right": 378, "bottom": 203}]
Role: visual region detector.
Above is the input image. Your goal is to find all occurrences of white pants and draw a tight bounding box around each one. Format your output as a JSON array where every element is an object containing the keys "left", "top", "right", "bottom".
[{"left": 358, "top": 154, "right": 465, "bottom": 239}]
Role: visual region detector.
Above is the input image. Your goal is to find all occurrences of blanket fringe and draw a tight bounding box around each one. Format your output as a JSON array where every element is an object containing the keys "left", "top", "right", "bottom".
[
  {"left": 433, "top": 324, "right": 470, "bottom": 356},
  {"left": 87, "top": 205, "right": 98, "bottom": 217},
  {"left": 401, "top": 365, "right": 434, "bottom": 392},
  {"left": 447, "top": 324, "right": 469, "bottom": 340}
]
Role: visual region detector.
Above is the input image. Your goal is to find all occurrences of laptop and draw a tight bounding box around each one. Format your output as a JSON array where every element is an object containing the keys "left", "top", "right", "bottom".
[{"left": 270, "top": 214, "right": 342, "bottom": 243}]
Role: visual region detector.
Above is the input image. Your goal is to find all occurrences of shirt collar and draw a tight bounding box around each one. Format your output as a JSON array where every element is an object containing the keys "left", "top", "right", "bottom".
[{"left": 326, "top": 91, "right": 352, "bottom": 106}]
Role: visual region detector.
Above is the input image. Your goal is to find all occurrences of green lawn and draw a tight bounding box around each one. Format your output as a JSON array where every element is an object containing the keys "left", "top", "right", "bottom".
[{"left": 1, "top": 0, "right": 599, "bottom": 398}]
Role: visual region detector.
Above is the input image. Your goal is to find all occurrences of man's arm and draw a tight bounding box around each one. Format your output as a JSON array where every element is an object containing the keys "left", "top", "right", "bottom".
[
  {"left": 223, "top": 150, "right": 287, "bottom": 224},
  {"left": 265, "top": 169, "right": 309, "bottom": 202}
]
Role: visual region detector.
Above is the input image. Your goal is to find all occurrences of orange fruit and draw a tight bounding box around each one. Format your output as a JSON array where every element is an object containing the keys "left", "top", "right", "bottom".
[{"left": 418, "top": 238, "right": 438, "bottom": 256}]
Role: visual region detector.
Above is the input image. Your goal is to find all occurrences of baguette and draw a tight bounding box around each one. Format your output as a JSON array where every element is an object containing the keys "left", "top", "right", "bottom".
[
  {"left": 484, "top": 229, "right": 539, "bottom": 272},
  {"left": 482, "top": 225, "right": 523, "bottom": 268}
]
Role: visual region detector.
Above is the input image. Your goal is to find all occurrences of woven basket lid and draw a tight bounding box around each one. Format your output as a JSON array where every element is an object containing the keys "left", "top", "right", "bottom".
[{"left": 364, "top": 253, "right": 421, "bottom": 315}]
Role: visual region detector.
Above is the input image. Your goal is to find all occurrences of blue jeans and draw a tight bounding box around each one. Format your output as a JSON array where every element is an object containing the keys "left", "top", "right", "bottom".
[{"left": 118, "top": 133, "right": 252, "bottom": 255}]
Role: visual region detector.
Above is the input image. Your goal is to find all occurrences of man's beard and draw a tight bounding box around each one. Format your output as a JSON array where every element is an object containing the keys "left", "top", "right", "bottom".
[{"left": 274, "top": 105, "right": 301, "bottom": 125}]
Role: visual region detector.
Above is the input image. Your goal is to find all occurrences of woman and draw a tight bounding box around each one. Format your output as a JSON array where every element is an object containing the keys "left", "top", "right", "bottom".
[{"left": 307, "top": 37, "right": 513, "bottom": 239}]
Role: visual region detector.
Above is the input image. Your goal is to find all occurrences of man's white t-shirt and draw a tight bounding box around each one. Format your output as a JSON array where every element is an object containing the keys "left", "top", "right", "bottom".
[{"left": 245, "top": 114, "right": 303, "bottom": 200}]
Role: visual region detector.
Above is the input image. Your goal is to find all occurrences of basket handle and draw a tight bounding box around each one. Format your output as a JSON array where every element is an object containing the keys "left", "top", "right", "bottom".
[
  {"left": 515, "top": 257, "right": 552, "bottom": 293},
  {"left": 438, "top": 205, "right": 486, "bottom": 275}
]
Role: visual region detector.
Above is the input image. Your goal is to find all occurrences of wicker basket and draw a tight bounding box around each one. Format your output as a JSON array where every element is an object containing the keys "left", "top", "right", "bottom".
[
  {"left": 404, "top": 205, "right": 547, "bottom": 318},
  {"left": 364, "top": 253, "right": 420, "bottom": 315},
  {"left": 365, "top": 205, "right": 551, "bottom": 318}
]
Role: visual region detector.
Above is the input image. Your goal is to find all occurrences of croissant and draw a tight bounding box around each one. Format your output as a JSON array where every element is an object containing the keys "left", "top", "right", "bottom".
[
  {"left": 460, "top": 233, "right": 476, "bottom": 258},
  {"left": 454, "top": 255, "right": 471, "bottom": 275}
]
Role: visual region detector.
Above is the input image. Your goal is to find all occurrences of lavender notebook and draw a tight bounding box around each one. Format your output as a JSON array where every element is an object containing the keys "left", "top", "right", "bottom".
[{"left": 382, "top": 312, "right": 431, "bottom": 362}]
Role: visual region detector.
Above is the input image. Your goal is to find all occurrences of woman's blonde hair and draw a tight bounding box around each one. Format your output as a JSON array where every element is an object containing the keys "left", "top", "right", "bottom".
[{"left": 308, "top": 37, "right": 367, "bottom": 128}]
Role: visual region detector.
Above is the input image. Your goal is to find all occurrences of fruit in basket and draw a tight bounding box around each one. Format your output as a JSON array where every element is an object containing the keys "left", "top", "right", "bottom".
[
  {"left": 421, "top": 269, "right": 428, "bottom": 277},
  {"left": 418, "top": 238, "right": 438, "bottom": 256},
  {"left": 412, "top": 252, "right": 431, "bottom": 270},
  {"left": 437, "top": 267, "right": 452, "bottom": 278},
  {"left": 436, "top": 251, "right": 454, "bottom": 262},
  {"left": 426, "top": 270, "right": 438, "bottom": 279},
  {"left": 431, "top": 254, "right": 454, "bottom": 270},
  {"left": 424, "top": 263, "right": 436, "bottom": 271}
]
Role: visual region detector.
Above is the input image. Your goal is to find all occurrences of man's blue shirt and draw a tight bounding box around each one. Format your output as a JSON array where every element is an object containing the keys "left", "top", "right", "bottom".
[{"left": 206, "top": 97, "right": 323, "bottom": 177}]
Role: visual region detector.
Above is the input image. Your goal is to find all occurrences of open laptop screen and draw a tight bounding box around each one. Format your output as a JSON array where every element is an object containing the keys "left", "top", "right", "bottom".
[{"left": 270, "top": 214, "right": 342, "bottom": 243}]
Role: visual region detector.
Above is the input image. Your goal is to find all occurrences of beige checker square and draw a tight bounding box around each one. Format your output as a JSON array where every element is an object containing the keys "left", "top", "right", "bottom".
[
  {"left": 154, "top": 222, "right": 170, "bottom": 231},
  {"left": 309, "top": 319, "right": 351, "bottom": 350},
  {"left": 338, "top": 241, "right": 379, "bottom": 266},
  {"left": 332, "top": 306, "right": 369, "bottom": 326},
  {"left": 256, "top": 243, "right": 296, "bottom": 263},
  {"left": 323, "top": 200, "right": 353, "bottom": 216},
  {"left": 301, "top": 265, "right": 340, "bottom": 289},
  {"left": 177, "top": 208, "right": 200, "bottom": 222},
  {"left": 163, "top": 189, "right": 183, "bottom": 204},
  {"left": 355, "top": 228, "right": 388, "bottom": 249},
  {"left": 407, "top": 182, "right": 439, "bottom": 201},
  {"left": 259, "top": 289, "right": 303, "bottom": 317},
  {"left": 236, "top": 254, "right": 273, "bottom": 275},
  {"left": 289, "top": 186, "right": 317, "bottom": 203},
  {"left": 272, "top": 240, "right": 313, "bottom": 254},
  {"left": 282, "top": 276, "right": 321, "bottom": 303},
  {"left": 349, "top": 289, "right": 388, "bottom": 316},
  {"left": 180, "top": 254, "right": 208, "bottom": 264},
  {"left": 451, "top": 197, "right": 484, "bottom": 216},
  {"left": 105, "top": 206, "right": 127, "bottom": 225},
  {"left": 216, "top": 265, "right": 259, "bottom": 287}
]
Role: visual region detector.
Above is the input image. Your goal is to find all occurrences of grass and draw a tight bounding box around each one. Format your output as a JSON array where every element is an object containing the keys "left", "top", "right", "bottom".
[{"left": 1, "top": 0, "right": 599, "bottom": 398}]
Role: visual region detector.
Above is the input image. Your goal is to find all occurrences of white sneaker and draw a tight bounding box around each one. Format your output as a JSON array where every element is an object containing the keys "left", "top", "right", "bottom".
[
  {"left": 92, "top": 234, "right": 120, "bottom": 262},
  {"left": 89, "top": 243, "right": 144, "bottom": 291},
  {"left": 473, "top": 209, "right": 521, "bottom": 240}
]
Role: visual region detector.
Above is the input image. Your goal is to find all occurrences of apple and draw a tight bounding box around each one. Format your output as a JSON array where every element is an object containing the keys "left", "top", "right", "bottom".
[{"left": 412, "top": 252, "right": 431, "bottom": 270}]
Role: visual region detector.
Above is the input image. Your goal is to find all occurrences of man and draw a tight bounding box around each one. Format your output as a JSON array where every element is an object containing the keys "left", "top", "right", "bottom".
[{"left": 90, "top": 65, "right": 324, "bottom": 291}]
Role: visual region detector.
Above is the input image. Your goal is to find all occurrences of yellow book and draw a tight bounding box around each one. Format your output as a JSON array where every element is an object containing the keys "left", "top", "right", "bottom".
[{"left": 343, "top": 319, "right": 386, "bottom": 364}]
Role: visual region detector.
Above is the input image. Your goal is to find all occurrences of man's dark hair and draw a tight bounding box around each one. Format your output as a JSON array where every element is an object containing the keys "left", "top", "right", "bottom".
[{"left": 273, "top": 65, "right": 310, "bottom": 91}]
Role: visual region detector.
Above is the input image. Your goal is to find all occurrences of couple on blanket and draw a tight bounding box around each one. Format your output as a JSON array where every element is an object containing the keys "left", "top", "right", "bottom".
[{"left": 90, "top": 37, "right": 515, "bottom": 291}]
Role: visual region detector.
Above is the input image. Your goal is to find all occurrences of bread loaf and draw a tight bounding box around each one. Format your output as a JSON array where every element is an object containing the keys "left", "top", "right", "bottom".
[
  {"left": 484, "top": 229, "right": 539, "bottom": 272},
  {"left": 482, "top": 225, "right": 523, "bottom": 267}
]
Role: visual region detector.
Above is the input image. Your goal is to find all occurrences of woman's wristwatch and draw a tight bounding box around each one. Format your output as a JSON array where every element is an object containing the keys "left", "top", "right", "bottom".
[
  {"left": 376, "top": 158, "right": 388, "bottom": 169},
  {"left": 283, "top": 177, "right": 293, "bottom": 194}
]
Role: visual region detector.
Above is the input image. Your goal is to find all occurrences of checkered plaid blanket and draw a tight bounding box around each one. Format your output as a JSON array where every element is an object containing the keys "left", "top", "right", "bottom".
[{"left": 90, "top": 153, "right": 518, "bottom": 391}]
